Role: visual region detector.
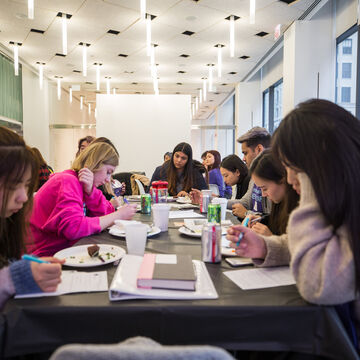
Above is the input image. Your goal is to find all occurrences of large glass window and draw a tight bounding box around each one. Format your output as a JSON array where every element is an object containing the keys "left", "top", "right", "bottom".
[
  {"left": 335, "top": 26, "right": 358, "bottom": 116},
  {"left": 262, "top": 79, "right": 283, "bottom": 133}
]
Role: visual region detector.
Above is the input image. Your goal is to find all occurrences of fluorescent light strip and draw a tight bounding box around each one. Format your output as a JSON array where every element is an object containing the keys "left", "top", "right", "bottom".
[
  {"left": 250, "top": 0, "right": 256, "bottom": 25},
  {"left": 28, "top": 0, "right": 34, "bottom": 19},
  {"left": 57, "top": 78, "right": 61, "bottom": 100},
  {"left": 38, "top": 63, "right": 43, "bottom": 89},
  {"left": 80, "top": 96, "right": 83, "bottom": 110},
  {"left": 208, "top": 66, "right": 213, "bottom": 92},
  {"left": 69, "top": 87, "right": 72, "bottom": 103},
  {"left": 199, "top": 89, "right": 203, "bottom": 104},
  {"left": 88, "top": 103, "right": 91, "bottom": 115},
  {"left": 192, "top": 103, "right": 195, "bottom": 117},
  {"left": 230, "top": 15, "right": 235, "bottom": 58},
  {"left": 140, "top": 0, "right": 146, "bottom": 20},
  {"left": 96, "top": 64, "right": 100, "bottom": 91},
  {"left": 14, "top": 44, "right": 19, "bottom": 76},
  {"left": 62, "top": 13, "right": 67, "bottom": 55},
  {"left": 195, "top": 97, "right": 199, "bottom": 111},
  {"left": 217, "top": 46, "right": 222, "bottom": 78},
  {"left": 82, "top": 44, "right": 87, "bottom": 77},
  {"left": 106, "top": 78, "right": 110, "bottom": 94},
  {"left": 203, "top": 79, "right": 207, "bottom": 101},
  {"left": 113, "top": 88, "right": 116, "bottom": 95},
  {"left": 146, "top": 14, "right": 151, "bottom": 56}
]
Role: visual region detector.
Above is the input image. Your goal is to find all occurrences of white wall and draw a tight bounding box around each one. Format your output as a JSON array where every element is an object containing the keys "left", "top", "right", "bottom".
[
  {"left": 261, "top": 48, "right": 283, "bottom": 92},
  {"left": 22, "top": 67, "right": 50, "bottom": 162},
  {"left": 96, "top": 94, "right": 191, "bottom": 178}
]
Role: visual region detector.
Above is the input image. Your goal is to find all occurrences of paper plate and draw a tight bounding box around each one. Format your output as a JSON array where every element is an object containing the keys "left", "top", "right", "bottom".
[
  {"left": 54, "top": 244, "right": 125, "bottom": 267},
  {"left": 109, "top": 225, "right": 161, "bottom": 238},
  {"left": 176, "top": 197, "right": 192, "bottom": 204}
]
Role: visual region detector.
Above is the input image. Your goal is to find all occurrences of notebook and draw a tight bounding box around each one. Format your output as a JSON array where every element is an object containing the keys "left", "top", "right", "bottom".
[
  {"left": 137, "top": 254, "right": 196, "bottom": 291},
  {"left": 109, "top": 255, "right": 218, "bottom": 301}
]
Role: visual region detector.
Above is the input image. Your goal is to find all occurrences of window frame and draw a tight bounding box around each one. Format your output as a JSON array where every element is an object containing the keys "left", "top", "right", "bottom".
[{"left": 262, "top": 78, "right": 283, "bottom": 134}]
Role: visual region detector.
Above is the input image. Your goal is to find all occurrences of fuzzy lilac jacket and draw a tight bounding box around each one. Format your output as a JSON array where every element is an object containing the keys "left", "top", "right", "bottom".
[{"left": 28, "top": 170, "right": 114, "bottom": 257}]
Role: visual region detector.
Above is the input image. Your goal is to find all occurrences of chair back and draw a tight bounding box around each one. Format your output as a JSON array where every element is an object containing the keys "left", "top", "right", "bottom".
[{"left": 135, "top": 179, "right": 146, "bottom": 194}]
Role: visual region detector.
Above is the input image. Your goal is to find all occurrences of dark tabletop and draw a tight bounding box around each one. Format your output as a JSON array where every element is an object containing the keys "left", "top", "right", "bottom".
[{"left": 1, "top": 210, "right": 358, "bottom": 359}]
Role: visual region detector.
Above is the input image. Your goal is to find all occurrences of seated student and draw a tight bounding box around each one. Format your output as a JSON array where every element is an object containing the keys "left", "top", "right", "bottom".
[
  {"left": 31, "top": 147, "right": 54, "bottom": 191},
  {"left": 163, "top": 152, "right": 172, "bottom": 162},
  {"left": 205, "top": 150, "right": 232, "bottom": 198},
  {"left": 75, "top": 135, "right": 95, "bottom": 158},
  {"left": 150, "top": 142, "right": 208, "bottom": 196},
  {"left": 227, "top": 99, "right": 360, "bottom": 325},
  {"left": 28, "top": 142, "right": 137, "bottom": 257},
  {"left": 231, "top": 127, "right": 272, "bottom": 218},
  {"left": 220, "top": 154, "right": 250, "bottom": 200},
  {"left": 0, "top": 127, "right": 63, "bottom": 309},
  {"left": 247, "top": 149, "right": 299, "bottom": 236}
]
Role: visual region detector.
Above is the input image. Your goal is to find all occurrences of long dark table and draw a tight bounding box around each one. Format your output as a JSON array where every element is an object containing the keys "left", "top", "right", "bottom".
[{"left": 1, "top": 210, "right": 358, "bottom": 359}]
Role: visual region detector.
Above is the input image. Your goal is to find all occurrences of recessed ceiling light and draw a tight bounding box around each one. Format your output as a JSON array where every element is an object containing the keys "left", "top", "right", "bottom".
[
  {"left": 56, "top": 12, "right": 72, "bottom": 19},
  {"left": 214, "top": 92, "right": 220, "bottom": 95},
  {"left": 228, "top": 71, "right": 237, "bottom": 75},
  {"left": 30, "top": 28, "right": 45, "bottom": 34},
  {"left": 176, "top": 82, "right": 183, "bottom": 85},
  {"left": 132, "top": 82, "right": 138, "bottom": 85},
  {"left": 279, "top": 0, "right": 299, "bottom": 4},
  {"left": 55, "top": 53, "right": 66, "bottom": 57},
  {"left": 221, "top": 83, "right": 228, "bottom": 86},
  {"left": 182, "top": 30, "right": 195, "bottom": 36},
  {"left": 239, "top": 55, "right": 250, "bottom": 59},
  {"left": 73, "top": 70, "right": 81, "bottom": 73},
  {"left": 107, "top": 29, "right": 120, "bottom": 35},
  {"left": 118, "top": 54, "right": 128, "bottom": 57},
  {"left": 180, "top": 54, "right": 190, "bottom": 58},
  {"left": 177, "top": 71, "right": 186, "bottom": 74},
  {"left": 256, "top": 31, "right": 269, "bottom": 37},
  {"left": 175, "top": 92, "right": 180, "bottom": 94},
  {"left": 85, "top": 81, "right": 93, "bottom": 85}
]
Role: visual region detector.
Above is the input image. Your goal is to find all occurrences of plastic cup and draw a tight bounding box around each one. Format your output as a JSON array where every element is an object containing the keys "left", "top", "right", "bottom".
[
  {"left": 202, "top": 190, "right": 212, "bottom": 197},
  {"left": 212, "top": 198, "right": 228, "bottom": 221},
  {"left": 125, "top": 223, "right": 148, "bottom": 255},
  {"left": 152, "top": 204, "right": 170, "bottom": 231}
]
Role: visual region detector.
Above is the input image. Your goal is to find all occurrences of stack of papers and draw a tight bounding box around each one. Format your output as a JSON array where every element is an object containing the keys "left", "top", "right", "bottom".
[
  {"left": 169, "top": 210, "right": 204, "bottom": 219},
  {"left": 224, "top": 267, "right": 295, "bottom": 290},
  {"left": 15, "top": 271, "right": 108, "bottom": 298}
]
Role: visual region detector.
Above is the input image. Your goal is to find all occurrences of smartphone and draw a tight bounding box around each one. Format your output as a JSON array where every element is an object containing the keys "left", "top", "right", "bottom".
[{"left": 225, "top": 257, "right": 253, "bottom": 267}]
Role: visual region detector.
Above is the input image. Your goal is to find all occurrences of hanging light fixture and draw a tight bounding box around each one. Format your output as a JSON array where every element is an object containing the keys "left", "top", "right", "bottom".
[
  {"left": 62, "top": 13, "right": 68, "bottom": 55},
  {"left": 202, "top": 78, "right": 207, "bottom": 101},
  {"left": 55, "top": 76, "right": 62, "bottom": 100},
  {"left": 88, "top": 103, "right": 91, "bottom": 115},
  {"left": 10, "top": 42, "right": 21, "bottom": 76},
  {"left": 195, "top": 97, "right": 199, "bottom": 111},
  {"left": 192, "top": 103, "right": 195, "bottom": 118},
  {"left": 94, "top": 63, "right": 102, "bottom": 91},
  {"left": 28, "top": 0, "right": 34, "bottom": 19},
  {"left": 113, "top": 88, "right": 116, "bottom": 95},
  {"left": 208, "top": 64, "right": 214, "bottom": 92},
  {"left": 199, "top": 89, "right": 203, "bottom": 104},
  {"left": 36, "top": 62, "right": 45, "bottom": 90},
  {"left": 106, "top": 77, "right": 111, "bottom": 95},
  {"left": 229, "top": 15, "right": 234, "bottom": 58},
  {"left": 69, "top": 87, "right": 72, "bottom": 103},
  {"left": 146, "top": 14, "right": 152, "bottom": 56},
  {"left": 80, "top": 43, "right": 90, "bottom": 77},
  {"left": 216, "top": 44, "right": 224, "bottom": 78},
  {"left": 80, "top": 96, "right": 83, "bottom": 110},
  {"left": 140, "top": 0, "right": 146, "bottom": 20},
  {"left": 250, "top": 0, "right": 256, "bottom": 24}
]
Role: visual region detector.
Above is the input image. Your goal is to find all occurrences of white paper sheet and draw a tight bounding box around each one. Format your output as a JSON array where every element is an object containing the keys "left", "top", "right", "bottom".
[
  {"left": 224, "top": 267, "right": 295, "bottom": 290},
  {"left": 169, "top": 210, "right": 204, "bottom": 219},
  {"left": 15, "top": 270, "right": 108, "bottom": 298}
]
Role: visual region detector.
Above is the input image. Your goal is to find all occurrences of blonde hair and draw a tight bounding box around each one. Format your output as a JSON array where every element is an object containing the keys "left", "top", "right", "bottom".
[{"left": 72, "top": 142, "right": 118, "bottom": 172}]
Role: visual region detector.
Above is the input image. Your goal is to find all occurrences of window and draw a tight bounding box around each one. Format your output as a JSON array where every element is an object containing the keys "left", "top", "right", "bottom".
[
  {"left": 343, "top": 39, "right": 352, "bottom": 55},
  {"left": 335, "top": 25, "right": 358, "bottom": 116},
  {"left": 342, "top": 63, "right": 352, "bottom": 79},
  {"left": 341, "top": 87, "right": 351, "bottom": 102},
  {"left": 262, "top": 79, "right": 283, "bottom": 133}
]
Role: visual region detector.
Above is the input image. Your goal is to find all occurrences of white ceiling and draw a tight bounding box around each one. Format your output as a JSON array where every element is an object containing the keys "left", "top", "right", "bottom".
[{"left": 0, "top": 0, "right": 314, "bottom": 120}]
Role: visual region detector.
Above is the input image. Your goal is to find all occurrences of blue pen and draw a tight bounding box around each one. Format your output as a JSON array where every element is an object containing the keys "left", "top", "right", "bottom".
[
  {"left": 123, "top": 197, "right": 129, "bottom": 204},
  {"left": 236, "top": 217, "right": 250, "bottom": 247},
  {"left": 22, "top": 254, "right": 50, "bottom": 264}
]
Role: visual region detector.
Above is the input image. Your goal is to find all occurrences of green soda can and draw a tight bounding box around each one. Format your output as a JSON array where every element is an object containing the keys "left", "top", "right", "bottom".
[
  {"left": 207, "top": 204, "right": 221, "bottom": 223},
  {"left": 141, "top": 194, "right": 151, "bottom": 214}
]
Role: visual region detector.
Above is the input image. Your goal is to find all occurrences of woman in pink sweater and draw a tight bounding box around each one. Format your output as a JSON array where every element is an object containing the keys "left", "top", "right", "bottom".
[
  {"left": 227, "top": 99, "right": 360, "bottom": 344},
  {"left": 28, "top": 142, "right": 137, "bottom": 256}
]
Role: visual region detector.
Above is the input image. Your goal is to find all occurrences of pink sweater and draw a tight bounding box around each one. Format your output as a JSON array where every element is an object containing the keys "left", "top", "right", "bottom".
[{"left": 28, "top": 170, "right": 114, "bottom": 256}]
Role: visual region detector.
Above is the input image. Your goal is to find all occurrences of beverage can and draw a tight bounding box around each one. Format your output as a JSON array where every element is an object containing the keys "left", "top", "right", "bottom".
[
  {"left": 141, "top": 194, "right": 151, "bottom": 214},
  {"left": 200, "top": 194, "right": 210, "bottom": 213},
  {"left": 207, "top": 204, "right": 221, "bottom": 223},
  {"left": 201, "top": 222, "right": 221, "bottom": 263}
]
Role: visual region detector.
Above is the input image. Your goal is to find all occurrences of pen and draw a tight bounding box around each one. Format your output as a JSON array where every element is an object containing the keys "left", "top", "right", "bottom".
[
  {"left": 236, "top": 217, "right": 250, "bottom": 247},
  {"left": 123, "top": 197, "right": 129, "bottom": 204},
  {"left": 22, "top": 254, "right": 50, "bottom": 264},
  {"left": 250, "top": 214, "right": 269, "bottom": 224}
]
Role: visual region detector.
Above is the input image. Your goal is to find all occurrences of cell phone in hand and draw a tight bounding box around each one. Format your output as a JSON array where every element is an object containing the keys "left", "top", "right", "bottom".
[{"left": 225, "top": 257, "right": 253, "bottom": 267}]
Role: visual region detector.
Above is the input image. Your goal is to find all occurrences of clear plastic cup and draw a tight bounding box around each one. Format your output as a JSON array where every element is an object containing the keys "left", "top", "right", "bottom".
[
  {"left": 125, "top": 223, "right": 148, "bottom": 255},
  {"left": 152, "top": 204, "right": 170, "bottom": 231},
  {"left": 211, "top": 198, "right": 228, "bottom": 221}
]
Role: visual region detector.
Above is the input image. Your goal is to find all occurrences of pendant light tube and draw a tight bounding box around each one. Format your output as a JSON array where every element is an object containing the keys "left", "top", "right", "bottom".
[
  {"left": 80, "top": 96, "right": 83, "bottom": 110},
  {"left": 217, "top": 45, "right": 222, "bottom": 78},
  {"left": 113, "top": 88, "right": 116, "bottom": 95},
  {"left": 208, "top": 66, "right": 213, "bottom": 92},
  {"left": 146, "top": 14, "right": 152, "bottom": 56},
  {"left": 88, "top": 103, "right": 91, "bottom": 115},
  {"left": 140, "top": 0, "right": 146, "bottom": 20},
  {"left": 199, "top": 89, "right": 203, "bottom": 104},
  {"left": 203, "top": 79, "right": 207, "bottom": 101},
  {"left": 106, "top": 77, "right": 111, "bottom": 95},
  {"left": 192, "top": 103, "right": 195, "bottom": 118},
  {"left": 195, "top": 97, "right": 199, "bottom": 111},
  {"left": 96, "top": 64, "right": 101, "bottom": 91},
  {"left": 14, "top": 44, "right": 19, "bottom": 76},
  {"left": 69, "top": 87, "right": 72, "bottom": 103},
  {"left": 38, "top": 63, "right": 43, "bottom": 90},
  {"left": 230, "top": 15, "right": 235, "bottom": 58},
  {"left": 57, "top": 78, "right": 61, "bottom": 100},
  {"left": 250, "top": 0, "right": 256, "bottom": 25},
  {"left": 82, "top": 44, "right": 87, "bottom": 77},
  {"left": 28, "top": 0, "right": 34, "bottom": 19},
  {"left": 62, "top": 13, "right": 67, "bottom": 55}
]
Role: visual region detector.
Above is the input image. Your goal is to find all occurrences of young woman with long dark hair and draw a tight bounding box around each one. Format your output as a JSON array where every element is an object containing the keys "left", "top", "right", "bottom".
[
  {"left": 227, "top": 99, "right": 360, "bottom": 313},
  {"left": 0, "top": 127, "right": 63, "bottom": 308},
  {"left": 150, "top": 142, "right": 208, "bottom": 196},
  {"left": 205, "top": 150, "right": 232, "bottom": 198},
  {"left": 249, "top": 149, "right": 299, "bottom": 236}
]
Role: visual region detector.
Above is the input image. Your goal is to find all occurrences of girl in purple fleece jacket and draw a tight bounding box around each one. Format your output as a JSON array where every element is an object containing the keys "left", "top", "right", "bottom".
[
  {"left": 0, "top": 127, "right": 63, "bottom": 309},
  {"left": 28, "top": 141, "right": 137, "bottom": 257}
]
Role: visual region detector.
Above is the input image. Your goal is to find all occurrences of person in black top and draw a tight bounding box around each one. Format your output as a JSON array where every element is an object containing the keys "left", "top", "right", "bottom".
[
  {"left": 220, "top": 154, "right": 250, "bottom": 199},
  {"left": 150, "top": 142, "right": 208, "bottom": 196}
]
